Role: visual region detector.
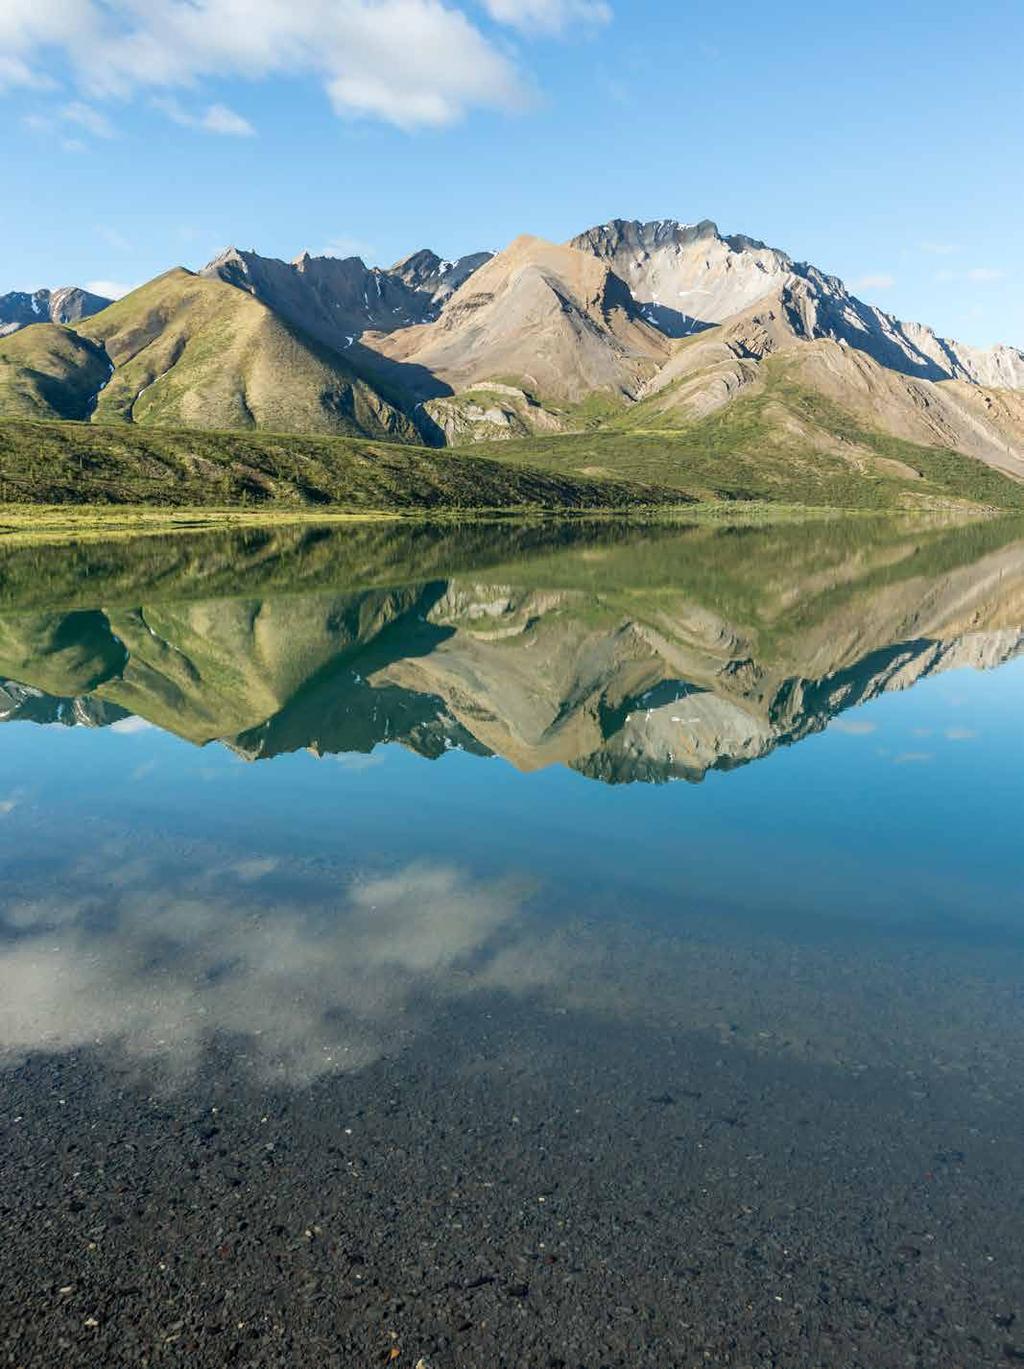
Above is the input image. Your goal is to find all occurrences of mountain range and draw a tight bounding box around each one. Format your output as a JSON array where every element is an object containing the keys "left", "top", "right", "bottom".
[
  {"left": 1, "top": 517, "right": 1022, "bottom": 784},
  {"left": 2, "top": 216, "right": 1024, "bottom": 503}
]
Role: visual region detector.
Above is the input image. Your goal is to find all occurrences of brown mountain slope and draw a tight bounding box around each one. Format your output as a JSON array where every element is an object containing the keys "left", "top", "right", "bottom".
[
  {"left": 371, "top": 235, "right": 669, "bottom": 414},
  {"left": 627, "top": 283, "right": 1024, "bottom": 480}
]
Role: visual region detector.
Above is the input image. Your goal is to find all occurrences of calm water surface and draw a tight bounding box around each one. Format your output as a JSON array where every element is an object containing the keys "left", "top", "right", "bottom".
[{"left": 0, "top": 517, "right": 1022, "bottom": 1368}]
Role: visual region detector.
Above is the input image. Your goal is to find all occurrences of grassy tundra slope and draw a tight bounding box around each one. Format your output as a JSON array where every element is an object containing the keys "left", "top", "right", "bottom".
[
  {"left": 475, "top": 354, "right": 1024, "bottom": 513},
  {"left": 0, "top": 326, "right": 110, "bottom": 421},
  {"left": 0, "top": 418, "right": 687, "bottom": 512}
]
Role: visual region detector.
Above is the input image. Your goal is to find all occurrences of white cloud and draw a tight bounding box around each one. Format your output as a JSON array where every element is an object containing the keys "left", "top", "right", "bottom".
[
  {"left": 0, "top": 860, "right": 530, "bottom": 1082},
  {"left": 319, "top": 235, "right": 379, "bottom": 262},
  {"left": 854, "top": 273, "right": 895, "bottom": 291},
  {"left": 97, "top": 224, "right": 133, "bottom": 252},
  {"left": 0, "top": 0, "right": 595, "bottom": 131},
  {"left": 109, "top": 715, "right": 155, "bottom": 732},
  {"left": 155, "top": 95, "right": 255, "bottom": 136},
  {"left": 201, "top": 102, "right": 255, "bottom": 135},
  {"left": 0, "top": 53, "right": 51, "bottom": 90},
  {"left": 832, "top": 718, "right": 877, "bottom": 736},
  {"left": 22, "top": 100, "right": 115, "bottom": 144},
  {"left": 62, "top": 100, "right": 115, "bottom": 138},
  {"left": 920, "top": 241, "right": 959, "bottom": 256},
  {"left": 934, "top": 266, "right": 1005, "bottom": 286},
  {"left": 483, "top": 0, "right": 611, "bottom": 33},
  {"left": 85, "top": 279, "right": 135, "bottom": 299},
  {"left": 229, "top": 856, "right": 280, "bottom": 881}
]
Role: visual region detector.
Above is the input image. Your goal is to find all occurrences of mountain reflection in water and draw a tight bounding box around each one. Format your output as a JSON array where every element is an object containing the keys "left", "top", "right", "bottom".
[
  {"left": 3, "top": 515, "right": 1024, "bottom": 1369},
  {"left": 1, "top": 516, "right": 1022, "bottom": 784}
]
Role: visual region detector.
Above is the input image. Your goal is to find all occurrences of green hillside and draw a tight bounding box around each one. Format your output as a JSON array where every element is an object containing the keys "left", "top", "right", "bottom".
[
  {"left": 0, "top": 418, "right": 686, "bottom": 513},
  {"left": 78, "top": 270, "right": 421, "bottom": 441},
  {"left": 0, "top": 325, "right": 110, "bottom": 421},
  {"left": 473, "top": 358, "right": 1024, "bottom": 513},
  {"left": 0, "top": 271, "right": 420, "bottom": 443}
]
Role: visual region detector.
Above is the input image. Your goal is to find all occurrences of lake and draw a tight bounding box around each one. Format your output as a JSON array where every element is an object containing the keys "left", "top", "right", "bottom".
[{"left": 1, "top": 515, "right": 1022, "bottom": 1368}]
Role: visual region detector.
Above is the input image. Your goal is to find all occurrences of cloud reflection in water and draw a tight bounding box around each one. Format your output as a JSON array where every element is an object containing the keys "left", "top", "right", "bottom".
[{"left": 0, "top": 857, "right": 532, "bottom": 1083}]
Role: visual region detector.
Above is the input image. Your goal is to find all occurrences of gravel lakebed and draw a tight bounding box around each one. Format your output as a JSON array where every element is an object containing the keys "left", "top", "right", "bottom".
[{"left": 2, "top": 995, "right": 1021, "bottom": 1369}]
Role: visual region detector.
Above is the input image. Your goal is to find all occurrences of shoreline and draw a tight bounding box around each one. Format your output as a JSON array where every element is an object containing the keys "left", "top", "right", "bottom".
[{"left": 0, "top": 500, "right": 985, "bottom": 547}]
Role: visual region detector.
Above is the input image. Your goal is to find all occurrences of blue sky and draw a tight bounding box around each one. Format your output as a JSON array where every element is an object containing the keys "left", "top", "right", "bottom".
[{"left": 1, "top": 0, "right": 1022, "bottom": 349}]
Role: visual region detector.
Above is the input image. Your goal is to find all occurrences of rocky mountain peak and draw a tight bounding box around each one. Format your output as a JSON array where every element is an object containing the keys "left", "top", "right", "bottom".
[
  {"left": 203, "top": 245, "right": 260, "bottom": 278},
  {"left": 392, "top": 248, "right": 495, "bottom": 307},
  {"left": 572, "top": 218, "right": 723, "bottom": 258},
  {"left": 391, "top": 249, "right": 444, "bottom": 288},
  {"left": 0, "top": 284, "right": 112, "bottom": 338}
]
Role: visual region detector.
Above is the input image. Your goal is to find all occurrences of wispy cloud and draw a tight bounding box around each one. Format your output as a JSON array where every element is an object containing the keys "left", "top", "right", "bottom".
[
  {"left": 0, "top": 0, "right": 606, "bottom": 132},
  {"left": 853, "top": 273, "right": 895, "bottom": 292},
  {"left": 97, "top": 224, "right": 133, "bottom": 252},
  {"left": 318, "top": 235, "right": 379, "bottom": 262},
  {"left": 109, "top": 716, "right": 155, "bottom": 733},
  {"left": 920, "top": 240, "right": 960, "bottom": 256},
  {"left": 202, "top": 102, "right": 255, "bottom": 136},
  {"left": 482, "top": 0, "right": 611, "bottom": 34},
  {"left": 85, "top": 279, "right": 135, "bottom": 300},
  {"left": 155, "top": 96, "right": 255, "bottom": 136},
  {"left": 329, "top": 751, "right": 384, "bottom": 771},
  {"left": 229, "top": 856, "right": 280, "bottom": 882},
  {"left": 0, "top": 53, "right": 51, "bottom": 91},
  {"left": 0, "top": 859, "right": 531, "bottom": 1082},
  {"left": 935, "top": 266, "right": 1005, "bottom": 286},
  {"left": 22, "top": 100, "right": 115, "bottom": 146},
  {"left": 62, "top": 100, "right": 115, "bottom": 138},
  {"left": 832, "top": 718, "right": 877, "bottom": 736}
]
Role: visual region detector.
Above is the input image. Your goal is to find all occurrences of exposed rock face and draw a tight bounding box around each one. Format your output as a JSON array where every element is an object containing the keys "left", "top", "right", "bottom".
[
  {"left": 390, "top": 249, "right": 495, "bottom": 310},
  {"left": 0, "top": 679, "right": 129, "bottom": 729},
  {"left": 203, "top": 247, "right": 429, "bottom": 347},
  {"left": 0, "top": 286, "right": 111, "bottom": 338},
  {"left": 202, "top": 246, "right": 493, "bottom": 355},
  {"left": 637, "top": 303, "right": 1024, "bottom": 481},
  {"left": 571, "top": 218, "right": 1024, "bottom": 387},
  {"left": 422, "top": 383, "right": 567, "bottom": 443},
  {"left": 199, "top": 246, "right": 495, "bottom": 438},
  {"left": 571, "top": 219, "right": 795, "bottom": 337}
]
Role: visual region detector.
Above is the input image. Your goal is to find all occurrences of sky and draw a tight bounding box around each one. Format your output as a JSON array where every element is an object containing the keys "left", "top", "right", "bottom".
[{"left": 1, "top": 0, "right": 1022, "bottom": 349}]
